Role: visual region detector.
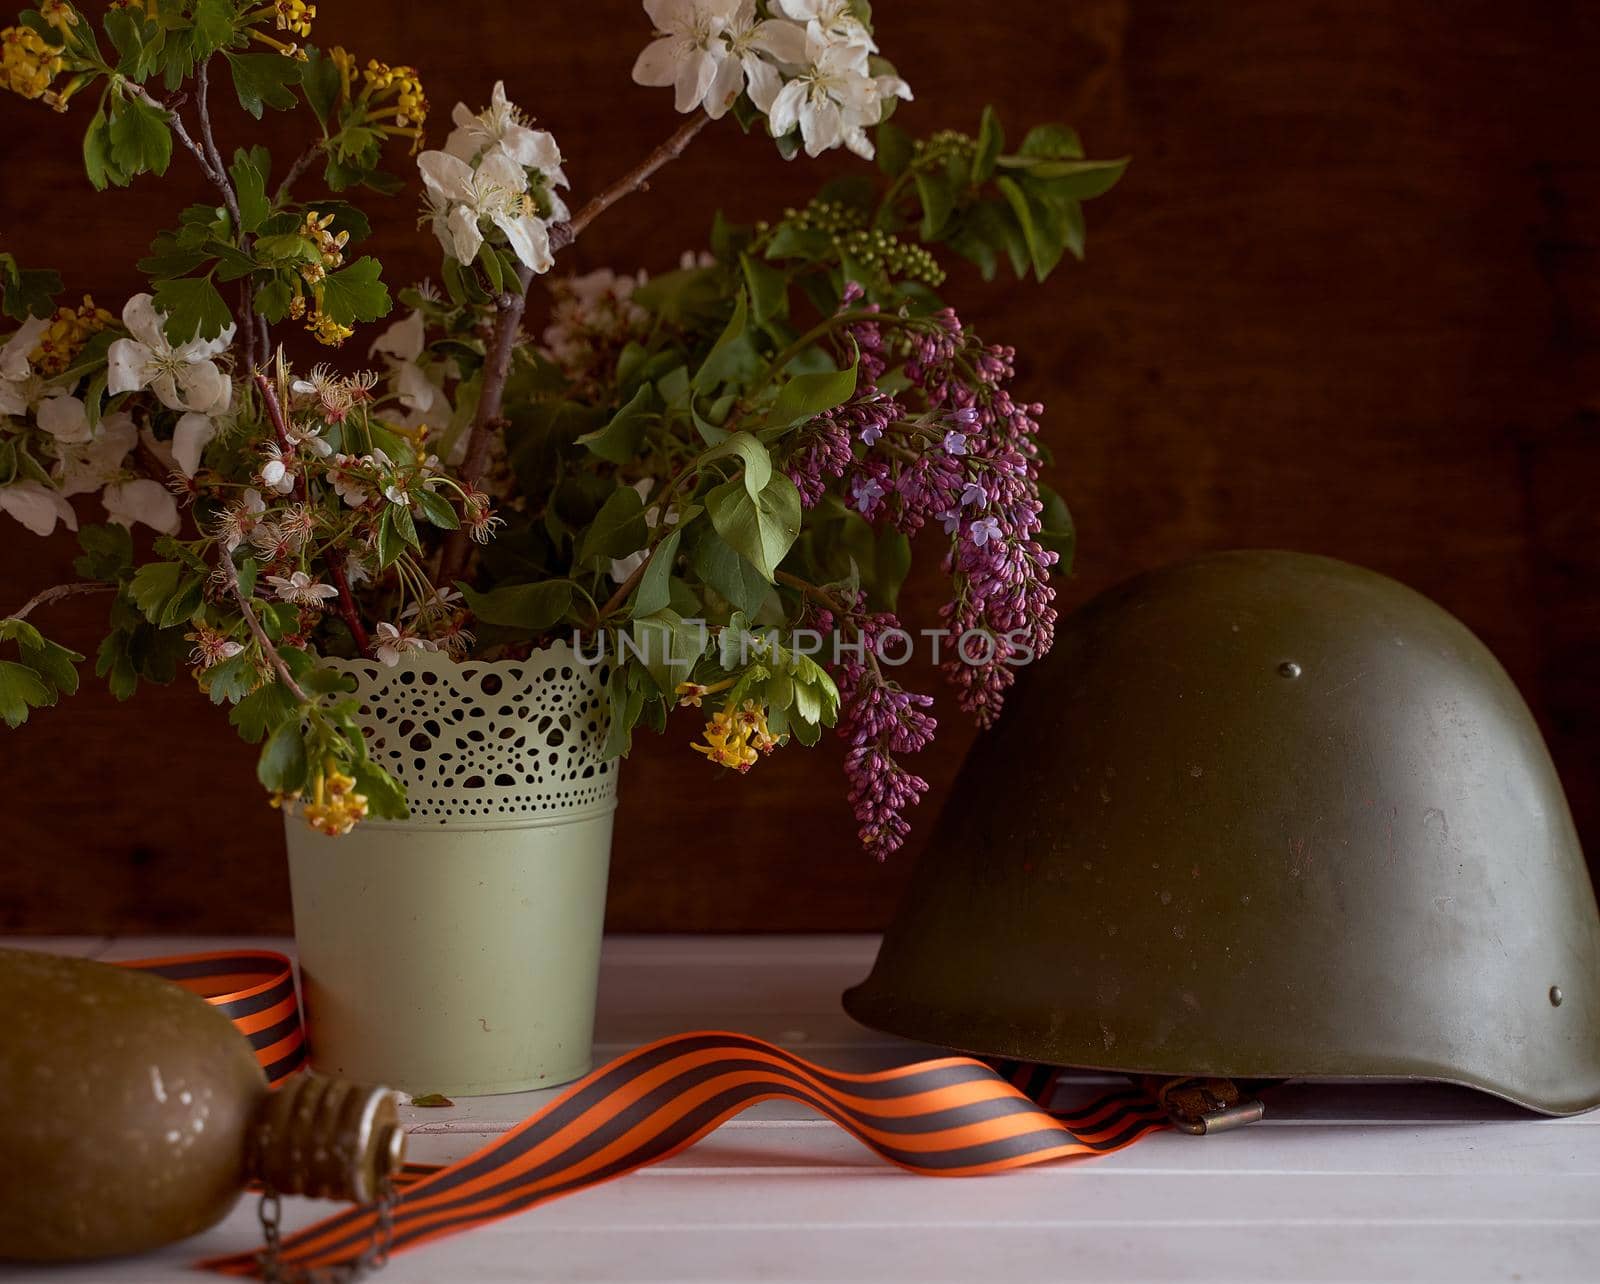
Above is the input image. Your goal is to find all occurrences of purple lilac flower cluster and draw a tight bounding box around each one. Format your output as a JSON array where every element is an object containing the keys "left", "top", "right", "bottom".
[
  {"left": 785, "top": 286, "right": 1061, "bottom": 856},
  {"left": 809, "top": 596, "right": 937, "bottom": 860}
]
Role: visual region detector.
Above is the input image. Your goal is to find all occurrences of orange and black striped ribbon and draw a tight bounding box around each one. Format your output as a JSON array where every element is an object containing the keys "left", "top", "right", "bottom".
[
  {"left": 123, "top": 951, "right": 1169, "bottom": 1277},
  {"left": 121, "top": 949, "right": 308, "bottom": 1084}
]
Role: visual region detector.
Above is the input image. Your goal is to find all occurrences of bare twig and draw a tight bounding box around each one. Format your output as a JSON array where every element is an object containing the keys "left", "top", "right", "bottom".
[
  {"left": 275, "top": 141, "right": 325, "bottom": 204},
  {"left": 194, "top": 63, "right": 242, "bottom": 232},
  {"left": 127, "top": 85, "right": 222, "bottom": 186},
  {"left": 550, "top": 113, "right": 711, "bottom": 251},
  {"left": 7, "top": 581, "right": 114, "bottom": 623}
]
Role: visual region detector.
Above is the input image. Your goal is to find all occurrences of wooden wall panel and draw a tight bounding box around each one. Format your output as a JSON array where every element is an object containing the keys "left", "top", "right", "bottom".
[{"left": 1, "top": 0, "right": 1595, "bottom": 932}]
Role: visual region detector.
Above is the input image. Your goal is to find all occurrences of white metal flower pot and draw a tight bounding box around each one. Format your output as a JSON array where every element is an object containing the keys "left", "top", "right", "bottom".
[{"left": 284, "top": 644, "right": 618, "bottom": 1097}]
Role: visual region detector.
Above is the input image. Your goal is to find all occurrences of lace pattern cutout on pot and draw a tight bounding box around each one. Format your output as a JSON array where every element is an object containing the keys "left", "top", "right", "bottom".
[{"left": 323, "top": 645, "right": 617, "bottom": 823}]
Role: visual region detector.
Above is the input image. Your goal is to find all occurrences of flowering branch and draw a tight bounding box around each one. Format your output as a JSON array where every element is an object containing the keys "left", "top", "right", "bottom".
[
  {"left": 6, "top": 581, "right": 115, "bottom": 622},
  {"left": 438, "top": 113, "right": 715, "bottom": 585},
  {"left": 213, "top": 550, "right": 311, "bottom": 705}
]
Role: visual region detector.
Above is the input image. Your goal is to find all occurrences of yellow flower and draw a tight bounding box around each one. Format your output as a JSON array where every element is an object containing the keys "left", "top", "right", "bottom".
[
  {"left": 39, "top": 0, "right": 78, "bottom": 31},
  {"left": 1, "top": 25, "right": 63, "bottom": 103},
  {"left": 269, "top": 0, "right": 314, "bottom": 38},
  {"left": 303, "top": 767, "right": 369, "bottom": 836},
  {"left": 691, "top": 699, "right": 782, "bottom": 773},
  {"left": 325, "top": 48, "right": 429, "bottom": 152},
  {"left": 306, "top": 310, "right": 354, "bottom": 347},
  {"left": 29, "top": 294, "right": 113, "bottom": 376}
]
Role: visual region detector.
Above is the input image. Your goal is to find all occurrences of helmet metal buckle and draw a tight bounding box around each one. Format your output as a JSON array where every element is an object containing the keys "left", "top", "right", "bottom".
[{"left": 1148, "top": 1076, "right": 1265, "bottom": 1135}]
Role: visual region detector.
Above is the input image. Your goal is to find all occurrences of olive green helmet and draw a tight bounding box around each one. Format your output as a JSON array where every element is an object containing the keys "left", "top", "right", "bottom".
[{"left": 845, "top": 550, "right": 1600, "bottom": 1116}]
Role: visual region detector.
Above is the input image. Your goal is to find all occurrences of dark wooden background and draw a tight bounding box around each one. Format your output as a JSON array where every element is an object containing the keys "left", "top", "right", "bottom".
[{"left": 2, "top": 0, "right": 1596, "bottom": 933}]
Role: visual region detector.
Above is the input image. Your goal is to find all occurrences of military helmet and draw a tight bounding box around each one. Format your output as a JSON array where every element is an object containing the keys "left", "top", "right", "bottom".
[{"left": 845, "top": 550, "right": 1600, "bottom": 1116}]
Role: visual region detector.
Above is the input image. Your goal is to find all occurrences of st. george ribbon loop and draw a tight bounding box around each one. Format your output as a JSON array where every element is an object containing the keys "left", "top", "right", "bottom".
[{"left": 122, "top": 949, "right": 1171, "bottom": 1277}]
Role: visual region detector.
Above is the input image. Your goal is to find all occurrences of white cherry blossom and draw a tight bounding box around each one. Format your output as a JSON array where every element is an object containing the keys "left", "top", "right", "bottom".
[
  {"left": 107, "top": 294, "right": 234, "bottom": 415},
  {"left": 372, "top": 621, "right": 440, "bottom": 667},
  {"left": 265, "top": 571, "right": 339, "bottom": 608},
  {"left": 102, "top": 477, "right": 179, "bottom": 534},
  {"left": 0, "top": 480, "right": 76, "bottom": 535}
]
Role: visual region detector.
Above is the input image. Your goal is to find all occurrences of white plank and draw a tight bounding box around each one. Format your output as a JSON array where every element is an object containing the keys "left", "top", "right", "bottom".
[{"left": 3, "top": 934, "right": 1598, "bottom": 1284}]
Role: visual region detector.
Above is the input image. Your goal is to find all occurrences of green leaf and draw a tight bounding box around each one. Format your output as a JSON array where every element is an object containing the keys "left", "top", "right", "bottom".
[
  {"left": 413, "top": 486, "right": 460, "bottom": 531},
  {"left": 230, "top": 147, "right": 271, "bottom": 233},
  {"left": 351, "top": 758, "right": 408, "bottom": 820},
  {"left": 0, "top": 660, "right": 52, "bottom": 728},
  {"left": 691, "top": 290, "right": 751, "bottom": 393},
  {"left": 600, "top": 663, "right": 645, "bottom": 759},
  {"left": 128, "top": 561, "right": 184, "bottom": 624},
  {"left": 0, "top": 254, "right": 62, "bottom": 320},
  {"left": 575, "top": 382, "right": 656, "bottom": 465},
  {"left": 706, "top": 473, "right": 802, "bottom": 582},
  {"left": 973, "top": 106, "right": 1004, "bottom": 183},
  {"left": 876, "top": 528, "right": 912, "bottom": 610},
  {"left": 700, "top": 431, "right": 772, "bottom": 498},
  {"left": 199, "top": 652, "right": 257, "bottom": 706},
  {"left": 691, "top": 534, "right": 770, "bottom": 616},
  {"left": 629, "top": 609, "right": 707, "bottom": 698},
  {"left": 82, "top": 108, "right": 120, "bottom": 191},
  {"left": 740, "top": 253, "right": 789, "bottom": 325},
  {"left": 74, "top": 523, "right": 133, "bottom": 582},
  {"left": 768, "top": 360, "right": 858, "bottom": 429},
  {"left": 1026, "top": 157, "right": 1129, "bottom": 200},
  {"left": 995, "top": 176, "right": 1063, "bottom": 282},
  {"left": 1017, "top": 123, "right": 1084, "bottom": 161},
  {"left": 16, "top": 632, "right": 82, "bottom": 697},
  {"left": 914, "top": 171, "right": 955, "bottom": 240},
  {"left": 1038, "top": 484, "right": 1076, "bottom": 574},
  {"left": 318, "top": 256, "right": 391, "bottom": 326},
  {"left": 226, "top": 50, "right": 303, "bottom": 118},
  {"left": 257, "top": 719, "right": 309, "bottom": 794},
  {"left": 576, "top": 486, "right": 649, "bottom": 566},
  {"left": 151, "top": 276, "right": 234, "bottom": 344},
  {"left": 877, "top": 120, "right": 913, "bottom": 178},
  {"left": 458, "top": 580, "right": 573, "bottom": 632},
  {"left": 230, "top": 679, "right": 299, "bottom": 744},
  {"left": 300, "top": 47, "right": 342, "bottom": 124},
  {"left": 191, "top": 0, "right": 237, "bottom": 58},
  {"left": 108, "top": 96, "right": 173, "bottom": 180},
  {"left": 631, "top": 530, "right": 681, "bottom": 617}
]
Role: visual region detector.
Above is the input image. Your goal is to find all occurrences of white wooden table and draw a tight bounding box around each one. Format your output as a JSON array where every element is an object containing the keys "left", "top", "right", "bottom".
[{"left": 7, "top": 935, "right": 1599, "bottom": 1283}]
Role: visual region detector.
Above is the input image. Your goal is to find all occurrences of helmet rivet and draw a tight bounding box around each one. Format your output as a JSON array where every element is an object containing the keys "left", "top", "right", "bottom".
[
  {"left": 1278, "top": 661, "right": 1302, "bottom": 679},
  {"left": 1550, "top": 985, "right": 1564, "bottom": 1007}
]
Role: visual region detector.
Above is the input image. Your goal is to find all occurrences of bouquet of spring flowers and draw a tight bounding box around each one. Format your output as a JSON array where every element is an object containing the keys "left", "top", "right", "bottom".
[{"left": 0, "top": 0, "right": 1124, "bottom": 856}]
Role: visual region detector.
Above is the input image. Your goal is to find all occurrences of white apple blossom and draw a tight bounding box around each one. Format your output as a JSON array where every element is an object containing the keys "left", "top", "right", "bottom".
[
  {"left": 369, "top": 310, "right": 449, "bottom": 427},
  {"left": 213, "top": 487, "right": 266, "bottom": 553},
  {"left": 419, "top": 148, "right": 558, "bottom": 275},
  {"left": 102, "top": 478, "right": 179, "bottom": 535},
  {"left": 0, "top": 315, "right": 48, "bottom": 417},
  {"left": 35, "top": 393, "right": 92, "bottom": 444},
  {"left": 707, "top": 1, "right": 809, "bottom": 118},
  {"left": 265, "top": 571, "right": 340, "bottom": 608},
  {"left": 106, "top": 294, "right": 235, "bottom": 415},
  {"left": 772, "top": 0, "right": 877, "bottom": 50},
  {"left": 401, "top": 586, "right": 465, "bottom": 623},
  {"left": 633, "top": 0, "right": 739, "bottom": 114},
  {"left": 446, "top": 81, "right": 568, "bottom": 184},
  {"left": 0, "top": 480, "right": 76, "bottom": 536},
  {"left": 372, "top": 621, "right": 439, "bottom": 667},
  {"left": 766, "top": 24, "right": 910, "bottom": 158},
  {"left": 56, "top": 411, "right": 136, "bottom": 498}
]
